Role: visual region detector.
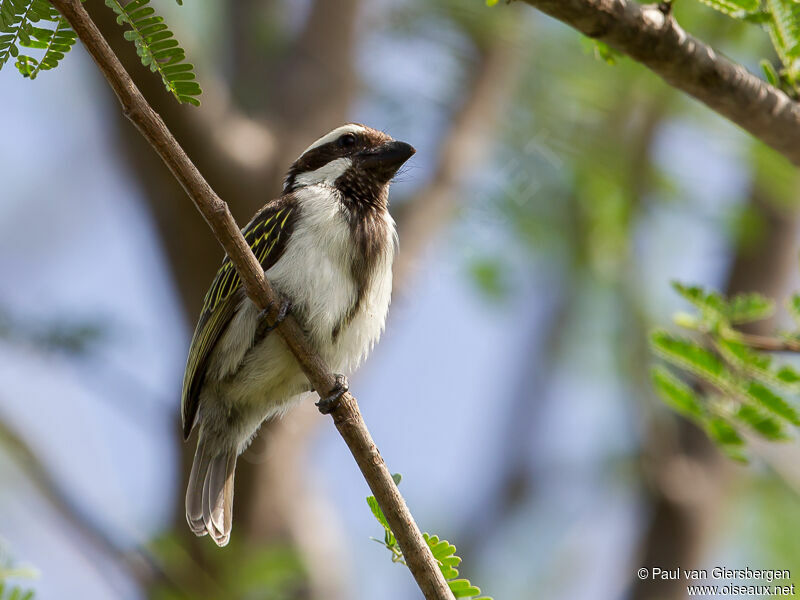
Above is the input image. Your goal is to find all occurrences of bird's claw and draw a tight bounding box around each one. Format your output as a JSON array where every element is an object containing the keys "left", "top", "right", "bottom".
[
  {"left": 255, "top": 296, "right": 291, "bottom": 342},
  {"left": 316, "top": 374, "right": 348, "bottom": 414}
]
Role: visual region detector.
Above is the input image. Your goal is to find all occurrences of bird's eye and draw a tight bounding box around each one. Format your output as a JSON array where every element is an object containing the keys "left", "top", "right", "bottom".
[{"left": 339, "top": 133, "right": 357, "bottom": 148}]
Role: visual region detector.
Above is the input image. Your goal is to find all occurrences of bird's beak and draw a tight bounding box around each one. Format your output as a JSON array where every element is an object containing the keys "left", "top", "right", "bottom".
[{"left": 357, "top": 141, "right": 416, "bottom": 178}]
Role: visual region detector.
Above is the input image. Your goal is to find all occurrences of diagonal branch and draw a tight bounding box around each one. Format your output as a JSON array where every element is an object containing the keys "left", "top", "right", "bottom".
[
  {"left": 50, "top": 1, "right": 453, "bottom": 599},
  {"left": 517, "top": 0, "right": 800, "bottom": 166},
  {"left": 734, "top": 332, "right": 800, "bottom": 353}
]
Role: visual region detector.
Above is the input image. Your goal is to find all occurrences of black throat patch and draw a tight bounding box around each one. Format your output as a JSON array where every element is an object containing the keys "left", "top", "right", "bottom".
[{"left": 332, "top": 187, "right": 393, "bottom": 342}]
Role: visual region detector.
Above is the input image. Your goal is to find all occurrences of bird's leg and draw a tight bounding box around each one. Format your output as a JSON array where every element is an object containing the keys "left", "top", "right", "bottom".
[
  {"left": 316, "top": 374, "right": 349, "bottom": 414},
  {"left": 254, "top": 295, "right": 291, "bottom": 343}
]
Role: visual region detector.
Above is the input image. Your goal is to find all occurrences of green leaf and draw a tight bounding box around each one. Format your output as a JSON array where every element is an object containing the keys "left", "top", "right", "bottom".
[
  {"left": 671, "top": 282, "right": 728, "bottom": 328},
  {"left": 0, "top": 0, "right": 35, "bottom": 68},
  {"left": 697, "top": 0, "right": 760, "bottom": 15},
  {"left": 671, "top": 283, "right": 773, "bottom": 328},
  {"left": 728, "top": 292, "right": 774, "bottom": 323},
  {"left": 426, "top": 536, "right": 457, "bottom": 562},
  {"left": 765, "top": 0, "right": 800, "bottom": 80},
  {"left": 775, "top": 364, "right": 800, "bottom": 386},
  {"left": 22, "top": 17, "right": 76, "bottom": 79},
  {"left": 650, "top": 330, "right": 732, "bottom": 390},
  {"left": 762, "top": 59, "right": 781, "bottom": 86},
  {"left": 590, "top": 40, "right": 622, "bottom": 65},
  {"left": 717, "top": 338, "right": 772, "bottom": 371},
  {"left": 650, "top": 366, "right": 705, "bottom": 421},
  {"left": 103, "top": 0, "right": 201, "bottom": 105},
  {"left": 369, "top": 501, "right": 492, "bottom": 598},
  {"left": 707, "top": 416, "right": 744, "bottom": 445},
  {"left": 0, "top": 0, "right": 76, "bottom": 77},
  {"left": 13, "top": 52, "right": 35, "bottom": 76},
  {"left": 366, "top": 496, "right": 390, "bottom": 533},
  {"left": 449, "top": 579, "right": 482, "bottom": 597},
  {"left": 787, "top": 294, "right": 800, "bottom": 326},
  {"left": 745, "top": 381, "right": 800, "bottom": 425},
  {"left": 705, "top": 417, "right": 747, "bottom": 462},
  {"left": 735, "top": 404, "right": 789, "bottom": 440},
  {"left": 716, "top": 336, "right": 800, "bottom": 393}
]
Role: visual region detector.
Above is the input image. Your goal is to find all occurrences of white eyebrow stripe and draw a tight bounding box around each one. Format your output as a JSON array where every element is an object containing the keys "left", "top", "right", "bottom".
[
  {"left": 294, "top": 157, "right": 352, "bottom": 187},
  {"left": 300, "top": 124, "right": 368, "bottom": 156}
]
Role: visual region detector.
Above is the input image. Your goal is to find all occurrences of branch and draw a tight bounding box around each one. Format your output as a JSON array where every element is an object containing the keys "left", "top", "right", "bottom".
[
  {"left": 736, "top": 332, "right": 800, "bottom": 353},
  {"left": 518, "top": 0, "right": 800, "bottom": 166},
  {"left": 50, "top": 1, "right": 453, "bottom": 599}
]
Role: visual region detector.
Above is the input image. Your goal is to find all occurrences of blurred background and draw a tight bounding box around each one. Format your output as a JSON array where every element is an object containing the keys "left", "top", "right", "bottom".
[{"left": 1, "top": 0, "right": 799, "bottom": 598}]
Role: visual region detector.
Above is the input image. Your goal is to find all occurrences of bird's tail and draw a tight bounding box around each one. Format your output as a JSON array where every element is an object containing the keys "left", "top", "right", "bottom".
[{"left": 185, "top": 435, "right": 237, "bottom": 547}]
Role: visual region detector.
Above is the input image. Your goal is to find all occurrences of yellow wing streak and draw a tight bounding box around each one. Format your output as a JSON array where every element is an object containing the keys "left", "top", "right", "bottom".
[
  {"left": 182, "top": 205, "right": 294, "bottom": 436},
  {"left": 199, "top": 209, "right": 288, "bottom": 314}
]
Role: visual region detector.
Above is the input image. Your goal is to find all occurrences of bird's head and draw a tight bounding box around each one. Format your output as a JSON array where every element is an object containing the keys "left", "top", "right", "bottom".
[{"left": 283, "top": 124, "right": 415, "bottom": 209}]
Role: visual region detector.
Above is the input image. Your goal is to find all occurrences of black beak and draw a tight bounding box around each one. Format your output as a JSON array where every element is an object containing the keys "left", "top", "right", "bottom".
[{"left": 357, "top": 141, "right": 415, "bottom": 178}]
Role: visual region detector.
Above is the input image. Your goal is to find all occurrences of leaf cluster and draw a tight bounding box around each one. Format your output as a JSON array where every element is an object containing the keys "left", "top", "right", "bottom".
[
  {"left": 367, "top": 474, "right": 492, "bottom": 599},
  {"left": 0, "top": 0, "right": 76, "bottom": 78},
  {"left": 103, "top": 0, "right": 200, "bottom": 105},
  {"left": 1, "top": 0, "right": 200, "bottom": 105},
  {"left": 695, "top": 0, "right": 800, "bottom": 97},
  {"left": 651, "top": 282, "right": 800, "bottom": 461}
]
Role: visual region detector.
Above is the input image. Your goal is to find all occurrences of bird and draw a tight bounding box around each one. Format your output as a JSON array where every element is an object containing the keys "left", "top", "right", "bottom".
[{"left": 181, "top": 123, "right": 415, "bottom": 546}]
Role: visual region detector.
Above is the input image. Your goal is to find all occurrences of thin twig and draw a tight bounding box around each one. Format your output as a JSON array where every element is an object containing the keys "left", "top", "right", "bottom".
[
  {"left": 518, "top": 0, "right": 800, "bottom": 166},
  {"left": 49, "top": 1, "right": 453, "bottom": 598},
  {"left": 736, "top": 332, "right": 800, "bottom": 353}
]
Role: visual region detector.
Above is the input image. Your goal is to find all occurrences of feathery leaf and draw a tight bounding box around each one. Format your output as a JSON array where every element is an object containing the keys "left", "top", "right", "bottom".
[
  {"left": 0, "top": 0, "right": 75, "bottom": 77},
  {"left": 104, "top": 0, "right": 201, "bottom": 105},
  {"left": 651, "top": 366, "right": 705, "bottom": 421},
  {"left": 367, "top": 479, "right": 492, "bottom": 599}
]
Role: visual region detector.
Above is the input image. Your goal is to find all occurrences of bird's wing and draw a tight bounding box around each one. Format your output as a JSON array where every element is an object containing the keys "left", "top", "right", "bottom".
[{"left": 181, "top": 198, "right": 297, "bottom": 439}]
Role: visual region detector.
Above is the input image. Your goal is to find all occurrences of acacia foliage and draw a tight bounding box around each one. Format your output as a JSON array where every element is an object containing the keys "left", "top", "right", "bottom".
[
  {"left": 0, "top": 0, "right": 76, "bottom": 78},
  {"left": 367, "top": 474, "right": 493, "bottom": 600},
  {"left": 0, "top": 0, "right": 200, "bottom": 105},
  {"left": 652, "top": 282, "right": 800, "bottom": 461}
]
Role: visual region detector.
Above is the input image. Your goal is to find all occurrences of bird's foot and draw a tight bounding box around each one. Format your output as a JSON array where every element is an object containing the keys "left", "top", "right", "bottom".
[
  {"left": 316, "top": 374, "right": 349, "bottom": 414},
  {"left": 254, "top": 296, "right": 291, "bottom": 342}
]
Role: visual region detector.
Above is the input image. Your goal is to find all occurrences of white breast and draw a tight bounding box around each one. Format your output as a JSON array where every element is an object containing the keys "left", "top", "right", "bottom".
[
  {"left": 268, "top": 185, "right": 356, "bottom": 341},
  {"left": 329, "top": 222, "right": 394, "bottom": 373},
  {"left": 267, "top": 185, "right": 395, "bottom": 372}
]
